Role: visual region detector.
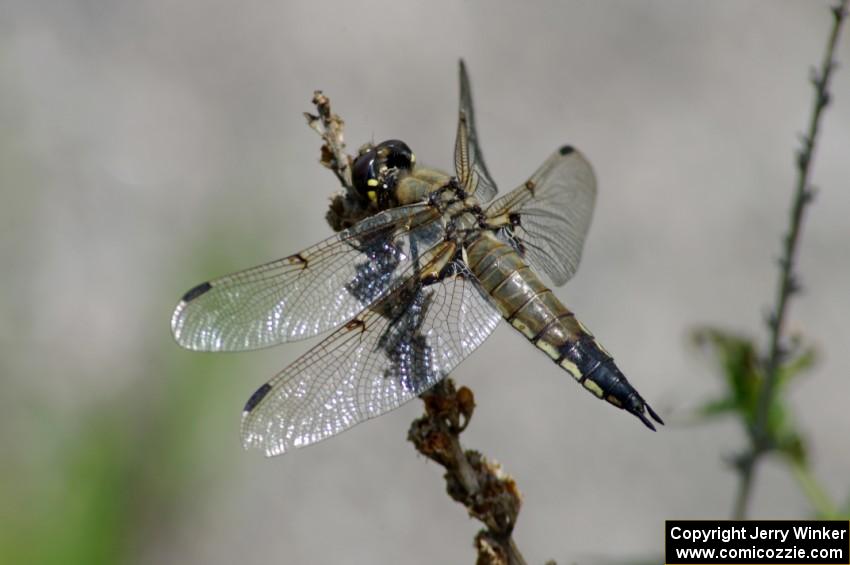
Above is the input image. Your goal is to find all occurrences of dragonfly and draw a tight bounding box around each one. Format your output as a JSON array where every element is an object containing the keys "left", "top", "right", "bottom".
[{"left": 171, "top": 61, "right": 663, "bottom": 457}]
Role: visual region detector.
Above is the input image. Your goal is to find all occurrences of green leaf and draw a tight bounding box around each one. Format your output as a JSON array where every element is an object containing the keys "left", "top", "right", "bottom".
[
  {"left": 775, "top": 430, "right": 807, "bottom": 465},
  {"left": 778, "top": 346, "right": 817, "bottom": 386},
  {"left": 791, "top": 461, "right": 840, "bottom": 518},
  {"left": 695, "top": 397, "right": 739, "bottom": 418},
  {"left": 691, "top": 327, "right": 763, "bottom": 423}
]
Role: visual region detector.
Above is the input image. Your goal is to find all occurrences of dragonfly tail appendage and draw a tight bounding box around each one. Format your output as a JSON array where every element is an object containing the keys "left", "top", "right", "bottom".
[
  {"left": 582, "top": 356, "right": 665, "bottom": 431},
  {"left": 644, "top": 401, "right": 665, "bottom": 428},
  {"left": 633, "top": 401, "right": 664, "bottom": 431}
]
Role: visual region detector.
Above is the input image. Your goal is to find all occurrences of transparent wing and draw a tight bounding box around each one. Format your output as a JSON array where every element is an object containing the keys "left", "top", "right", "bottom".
[
  {"left": 454, "top": 60, "right": 498, "bottom": 203},
  {"left": 486, "top": 146, "right": 597, "bottom": 286},
  {"left": 171, "top": 204, "right": 445, "bottom": 351},
  {"left": 240, "top": 259, "right": 502, "bottom": 456}
]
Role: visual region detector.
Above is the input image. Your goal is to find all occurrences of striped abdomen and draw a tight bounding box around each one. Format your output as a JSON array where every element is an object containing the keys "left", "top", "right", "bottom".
[{"left": 466, "top": 232, "right": 662, "bottom": 430}]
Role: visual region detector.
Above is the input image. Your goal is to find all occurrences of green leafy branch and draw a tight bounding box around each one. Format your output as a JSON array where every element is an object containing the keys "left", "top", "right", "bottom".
[{"left": 692, "top": 0, "right": 848, "bottom": 520}]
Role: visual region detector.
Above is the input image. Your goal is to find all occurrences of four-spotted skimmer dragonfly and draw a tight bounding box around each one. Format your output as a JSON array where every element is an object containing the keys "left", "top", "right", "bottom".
[{"left": 171, "top": 61, "right": 662, "bottom": 456}]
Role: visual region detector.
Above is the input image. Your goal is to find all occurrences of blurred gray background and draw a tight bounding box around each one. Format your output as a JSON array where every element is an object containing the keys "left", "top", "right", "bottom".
[{"left": 2, "top": 1, "right": 849, "bottom": 563}]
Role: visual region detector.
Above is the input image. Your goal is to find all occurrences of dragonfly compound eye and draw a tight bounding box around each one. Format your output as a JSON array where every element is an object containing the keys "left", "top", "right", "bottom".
[
  {"left": 351, "top": 139, "right": 415, "bottom": 208},
  {"left": 375, "top": 139, "right": 415, "bottom": 172},
  {"left": 352, "top": 146, "right": 379, "bottom": 199}
]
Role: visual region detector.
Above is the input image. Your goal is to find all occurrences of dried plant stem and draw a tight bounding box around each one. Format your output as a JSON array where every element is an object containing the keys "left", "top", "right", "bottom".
[
  {"left": 304, "top": 91, "right": 353, "bottom": 190},
  {"left": 306, "top": 95, "right": 530, "bottom": 565},
  {"left": 409, "top": 379, "right": 526, "bottom": 565},
  {"left": 733, "top": 0, "right": 847, "bottom": 520}
]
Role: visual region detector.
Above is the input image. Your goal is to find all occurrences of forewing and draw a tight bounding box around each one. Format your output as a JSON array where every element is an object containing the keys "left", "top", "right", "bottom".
[
  {"left": 454, "top": 60, "right": 498, "bottom": 203},
  {"left": 486, "top": 146, "right": 597, "bottom": 286},
  {"left": 171, "top": 204, "right": 445, "bottom": 351},
  {"left": 240, "top": 259, "right": 501, "bottom": 456}
]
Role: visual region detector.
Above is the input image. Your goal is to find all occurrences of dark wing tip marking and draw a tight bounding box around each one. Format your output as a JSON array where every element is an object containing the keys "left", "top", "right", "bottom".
[
  {"left": 181, "top": 281, "right": 212, "bottom": 303},
  {"left": 558, "top": 145, "right": 575, "bottom": 156},
  {"left": 243, "top": 383, "right": 272, "bottom": 413}
]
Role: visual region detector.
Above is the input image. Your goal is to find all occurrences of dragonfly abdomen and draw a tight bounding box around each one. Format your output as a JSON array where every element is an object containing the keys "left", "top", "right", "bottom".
[{"left": 466, "top": 232, "right": 663, "bottom": 430}]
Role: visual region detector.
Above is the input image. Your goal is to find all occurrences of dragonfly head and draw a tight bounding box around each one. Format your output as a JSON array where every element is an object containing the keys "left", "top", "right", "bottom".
[{"left": 352, "top": 139, "right": 415, "bottom": 208}]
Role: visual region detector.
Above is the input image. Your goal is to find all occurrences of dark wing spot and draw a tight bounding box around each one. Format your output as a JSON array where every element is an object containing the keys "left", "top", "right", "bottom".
[
  {"left": 243, "top": 383, "right": 272, "bottom": 413},
  {"left": 524, "top": 179, "right": 536, "bottom": 194},
  {"left": 559, "top": 145, "right": 575, "bottom": 156},
  {"left": 345, "top": 319, "right": 366, "bottom": 332},
  {"left": 182, "top": 281, "right": 212, "bottom": 302},
  {"left": 288, "top": 253, "right": 308, "bottom": 268}
]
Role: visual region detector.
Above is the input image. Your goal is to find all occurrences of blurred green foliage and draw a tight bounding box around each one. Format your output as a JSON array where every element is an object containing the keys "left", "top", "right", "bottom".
[
  {"left": 691, "top": 328, "right": 813, "bottom": 465},
  {"left": 0, "top": 353, "right": 238, "bottom": 565},
  {"left": 692, "top": 326, "right": 848, "bottom": 519},
  {"left": 690, "top": 1, "right": 849, "bottom": 522},
  {"left": 0, "top": 228, "right": 249, "bottom": 564}
]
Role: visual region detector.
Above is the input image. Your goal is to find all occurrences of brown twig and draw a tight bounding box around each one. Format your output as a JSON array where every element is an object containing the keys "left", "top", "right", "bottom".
[
  {"left": 305, "top": 91, "right": 383, "bottom": 231},
  {"left": 409, "top": 379, "right": 527, "bottom": 565},
  {"left": 732, "top": 0, "right": 847, "bottom": 520},
  {"left": 304, "top": 90, "right": 353, "bottom": 190},
  {"left": 306, "top": 93, "right": 532, "bottom": 565}
]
